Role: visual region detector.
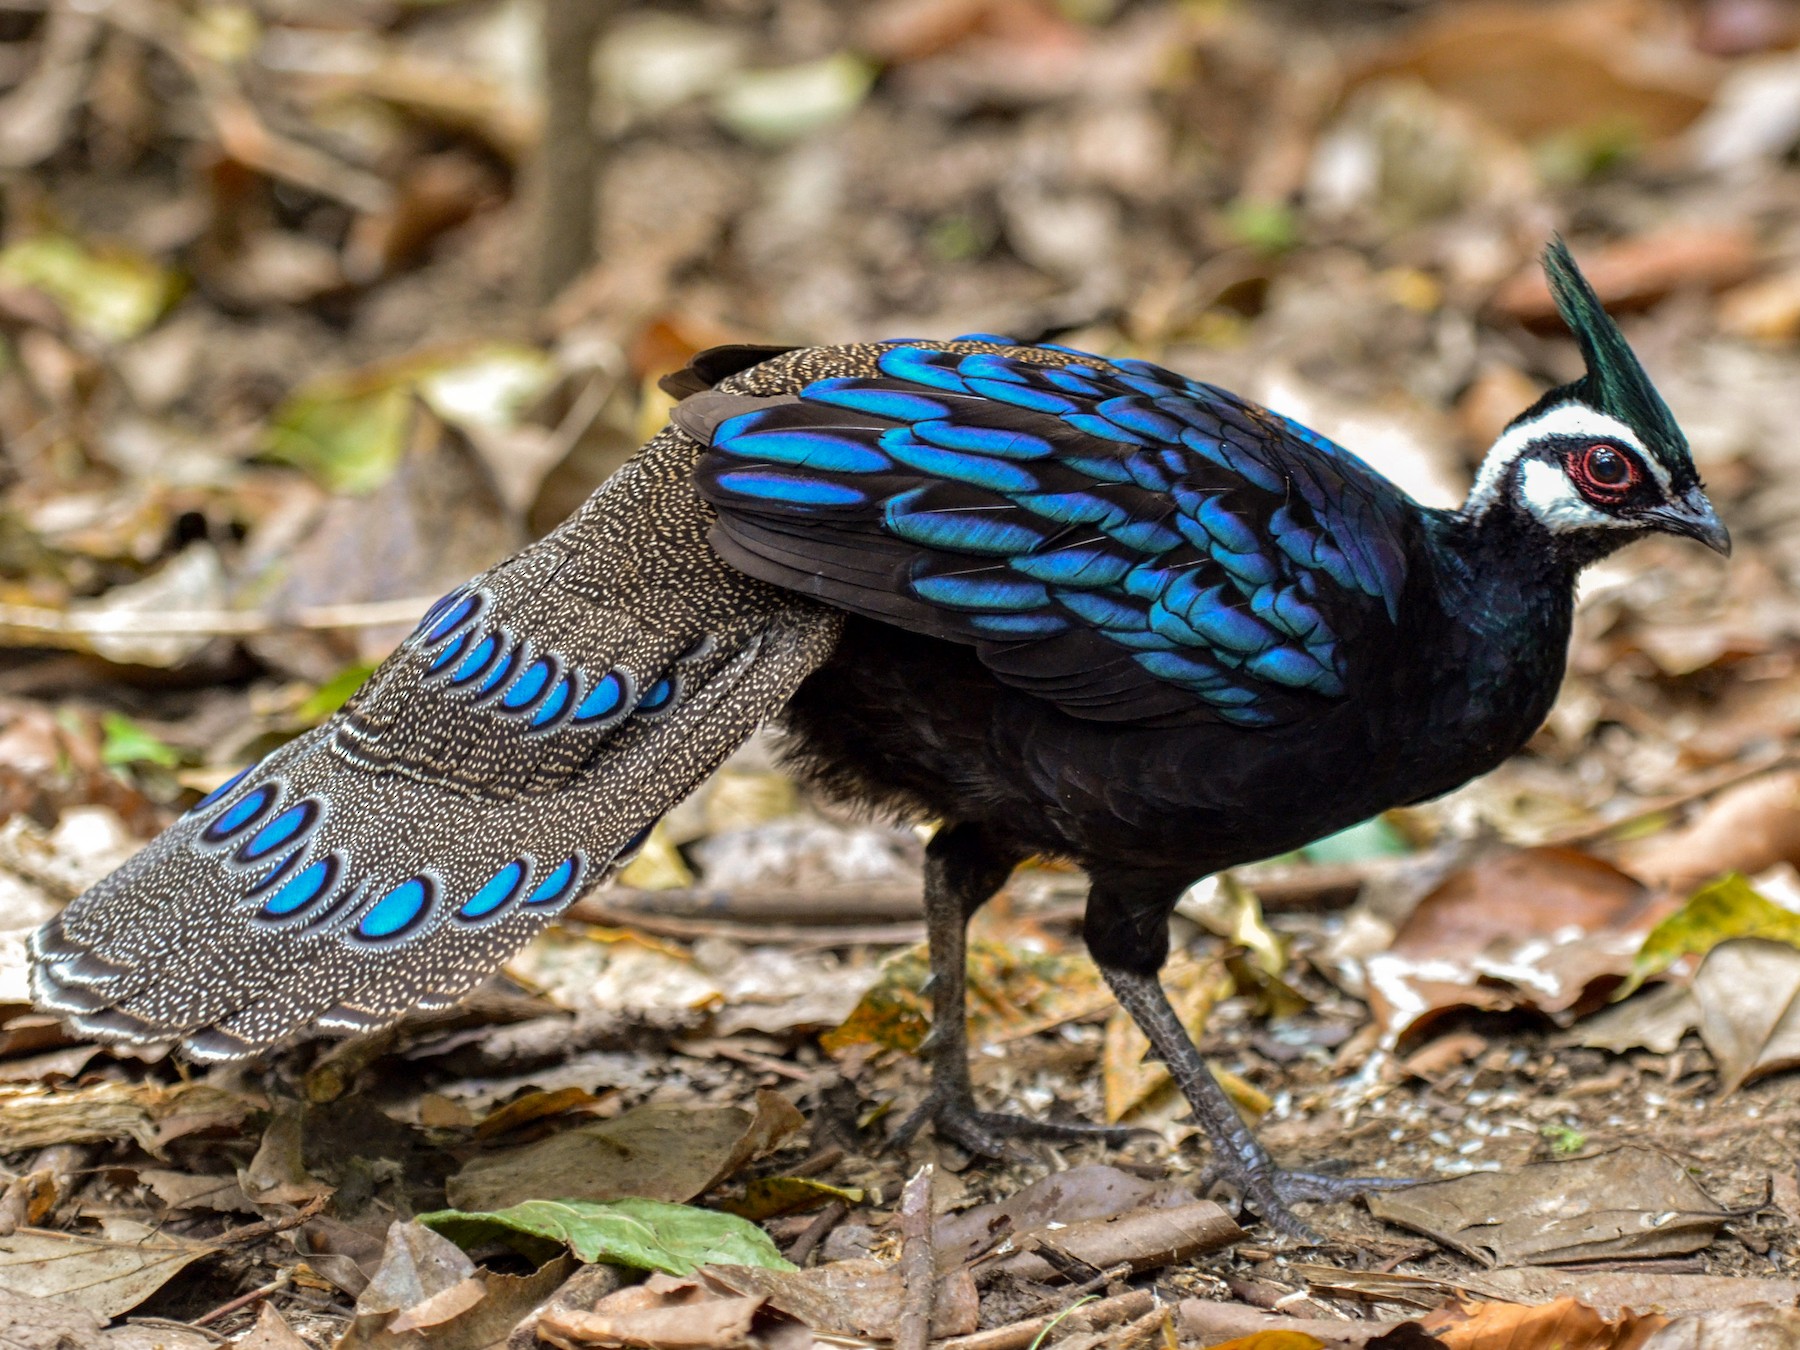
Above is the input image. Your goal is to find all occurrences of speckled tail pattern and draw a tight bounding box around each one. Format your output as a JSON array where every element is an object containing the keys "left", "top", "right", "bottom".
[{"left": 27, "top": 347, "right": 890, "bottom": 1060}]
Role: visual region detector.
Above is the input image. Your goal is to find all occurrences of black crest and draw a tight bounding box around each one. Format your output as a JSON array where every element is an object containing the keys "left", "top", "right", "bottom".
[{"left": 1543, "top": 237, "right": 1697, "bottom": 491}]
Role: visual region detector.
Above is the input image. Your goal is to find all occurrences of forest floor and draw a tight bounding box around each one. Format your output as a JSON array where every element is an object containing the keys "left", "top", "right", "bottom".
[{"left": 4, "top": 0, "right": 1800, "bottom": 1346}]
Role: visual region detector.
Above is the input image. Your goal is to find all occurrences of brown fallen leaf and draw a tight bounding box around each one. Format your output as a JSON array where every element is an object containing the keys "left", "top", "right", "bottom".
[
  {"left": 538, "top": 1272, "right": 766, "bottom": 1350},
  {"left": 985, "top": 1200, "right": 1242, "bottom": 1281},
  {"left": 474, "top": 1086, "right": 605, "bottom": 1139},
  {"left": 1367, "top": 1147, "right": 1728, "bottom": 1267},
  {"left": 236, "top": 1303, "right": 312, "bottom": 1350},
  {"left": 0, "top": 1079, "right": 256, "bottom": 1155},
  {"left": 1690, "top": 937, "right": 1800, "bottom": 1091},
  {"left": 446, "top": 1090, "right": 804, "bottom": 1213},
  {"left": 931, "top": 1162, "right": 1202, "bottom": 1269},
  {"left": 1642, "top": 1304, "right": 1800, "bottom": 1349},
  {"left": 1420, "top": 1296, "right": 1667, "bottom": 1350},
  {"left": 1492, "top": 227, "right": 1756, "bottom": 324},
  {"left": 1468, "top": 1270, "right": 1800, "bottom": 1320},
  {"left": 1364, "top": 849, "right": 1674, "bottom": 1049},
  {"left": 708, "top": 1259, "right": 978, "bottom": 1339},
  {"left": 1616, "top": 771, "right": 1800, "bottom": 892},
  {"left": 0, "top": 1219, "right": 216, "bottom": 1317},
  {"left": 1349, "top": 0, "right": 1714, "bottom": 144},
  {"left": 238, "top": 1104, "right": 334, "bottom": 1206}
]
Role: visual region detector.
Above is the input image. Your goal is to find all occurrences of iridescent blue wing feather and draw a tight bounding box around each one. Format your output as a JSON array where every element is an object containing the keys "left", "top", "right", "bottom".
[{"left": 688, "top": 342, "right": 1416, "bottom": 727}]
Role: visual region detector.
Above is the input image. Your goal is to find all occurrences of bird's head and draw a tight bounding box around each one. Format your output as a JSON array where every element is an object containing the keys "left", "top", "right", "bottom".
[{"left": 1464, "top": 239, "right": 1729, "bottom": 562}]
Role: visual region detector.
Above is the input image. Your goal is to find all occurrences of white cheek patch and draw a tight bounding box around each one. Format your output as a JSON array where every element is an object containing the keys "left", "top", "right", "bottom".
[
  {"left": 1467, "top": 403, "right": 1661, "bottom": 514},
  {"left": 1517, "top": 459, "right": 1630, "bottom": 533}
]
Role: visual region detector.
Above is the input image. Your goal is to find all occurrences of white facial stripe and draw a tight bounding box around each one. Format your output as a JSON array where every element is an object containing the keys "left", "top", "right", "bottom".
[
  {"left": 1516, "top": 459, "right": 1633, "bottom": 533},
  {"left": 1466, "top": 403, "right": 1663, "bottom": 515}
]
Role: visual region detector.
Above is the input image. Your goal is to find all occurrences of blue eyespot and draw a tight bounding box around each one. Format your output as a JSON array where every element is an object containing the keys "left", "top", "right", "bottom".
[
  {"left": 238, "top": 801, "right": 318, "bottom": 862},
  {"left": 449, "top": 633, "right": 499, "bottom": 685},
  {"left": 459, "top": 860, "right": 526, "bottom": 920},
  {"left": 204, "top": 785, "right": 275, "bottom": 843},
  {"left": 531, "top": 676, "right": 574, "bottom": 727},
  {"left": 415, "top": 589, "right": 461, "bottom": 634},
  {"left": 424, "top": 593, "right": 481, "bottom": 644},
  {"left": 475, "top": 644, "right": 518, "bottom": 698},
  {"left": 428, "top": 630, "right": 470, "bottom": 672},
  {"left": 260, "top": 856, "right": 338, "bottom": 918},
  {"left": 524, "top": 856, "right": 581, "bottom": 908},
  {"left": 357, "top": 877, "right": 435, "bottom": 940},
  {"left": 189, "top": 766, "right": 252, "bottom": 815},
  {"left": 501, "top": 659, "right": 553, "bottom": 711},
  {"left": 574, "top": 670, "right": 628, "bottom": 723},
  {"left": 636, "top": 676, "right": 675, "bottom": 715}
]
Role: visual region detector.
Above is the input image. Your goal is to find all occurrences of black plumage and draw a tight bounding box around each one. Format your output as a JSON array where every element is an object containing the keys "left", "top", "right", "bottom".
[{"left": 32, "top": 241, "right": 1727, "bottom": 1236}]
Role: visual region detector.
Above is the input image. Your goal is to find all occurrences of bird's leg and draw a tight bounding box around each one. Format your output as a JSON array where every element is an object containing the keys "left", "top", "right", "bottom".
[
  {"left": 1099, "top": 961, "right": 1407, "bottom": 1241},
  {"left": 887, "top": 823, "right": 1141, "bottom": 1157}
]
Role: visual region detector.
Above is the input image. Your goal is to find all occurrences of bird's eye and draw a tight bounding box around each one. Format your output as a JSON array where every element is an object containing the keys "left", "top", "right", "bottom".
[{"left": 1579, "top": 443, "right": 1635, "bottom": 492}]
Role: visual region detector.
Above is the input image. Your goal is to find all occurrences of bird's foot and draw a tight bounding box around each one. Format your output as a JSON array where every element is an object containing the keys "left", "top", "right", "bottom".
[
  {"left": 1202, "top": 1164, "right": 1417, "bottom": 1243},
  {"left": 888, "top": 1089, "right": 1147, "bottom": 1158}
]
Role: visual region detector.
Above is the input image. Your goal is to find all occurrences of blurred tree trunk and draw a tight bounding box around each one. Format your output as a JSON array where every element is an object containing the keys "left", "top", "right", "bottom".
[{"left": 530, "top": 0, "right": 615, "bottom": 307}]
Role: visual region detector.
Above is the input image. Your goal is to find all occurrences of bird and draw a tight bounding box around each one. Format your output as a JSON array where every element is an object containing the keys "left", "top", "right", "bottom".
[{"left": 31, "top": 240, "right": 1728, "bottom": 1237}]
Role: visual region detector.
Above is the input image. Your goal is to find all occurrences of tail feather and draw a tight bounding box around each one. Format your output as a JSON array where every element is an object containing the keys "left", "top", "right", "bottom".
[{"left": 31, "top": 422, "right": 842, "bottom": 1059}]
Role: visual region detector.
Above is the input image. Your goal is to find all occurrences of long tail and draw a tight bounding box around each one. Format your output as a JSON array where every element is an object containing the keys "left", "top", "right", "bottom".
[{"left": 30, "top": 422, "right": 840, "bottom": 1060}]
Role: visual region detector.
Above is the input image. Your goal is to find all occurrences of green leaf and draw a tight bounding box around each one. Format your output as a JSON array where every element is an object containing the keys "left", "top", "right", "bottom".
[
  {"left": 296, "top": 662, "right": 377, "bottom": 723},
  {"left": 100, "top": 713, "right": 180, "bottom": 769},
  {"left": 0, "top": 234, "right": 178, "bottom": 343},
  {"left": 713, "top": 53, "right": 874, "bottom": 145},
  {"left": 1221, "top": 198, "right": 1300, "bottom": 255},
  {"left": 715, "top": 1176, "right": 864, "bottom": 1222},
  {"left": 1301, "top": 816, "right": 1410, "bottom": 865},
  {"left": 418, "top": 1198, "right": 795, "bottom": 1276},
  {"left": 1623, "top": 873, "right": 1800, "bottom": 998},
  {"left": 263, "top": 381, "right": 412, "bottom": 496}
]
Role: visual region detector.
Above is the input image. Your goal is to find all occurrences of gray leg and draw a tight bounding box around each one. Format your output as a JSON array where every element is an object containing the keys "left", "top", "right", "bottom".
[
  {"left": 887, "top": 823, "right": 1142, "bottom": 1156},
  {"left": 1101, "top": 962, "right": 1408, "bottom": 1241}
]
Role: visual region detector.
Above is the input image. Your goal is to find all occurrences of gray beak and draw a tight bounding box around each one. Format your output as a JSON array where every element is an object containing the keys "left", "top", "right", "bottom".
[{"left": 1646, "top": 487, "right": 1731, "bottom": 556}]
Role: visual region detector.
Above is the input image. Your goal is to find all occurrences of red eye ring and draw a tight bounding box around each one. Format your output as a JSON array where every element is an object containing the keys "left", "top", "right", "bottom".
[{"left": 1576, "top": 443, "right": 1637, "bottom": 496}]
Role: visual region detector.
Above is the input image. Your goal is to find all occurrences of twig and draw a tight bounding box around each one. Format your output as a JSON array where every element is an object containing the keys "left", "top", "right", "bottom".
[
  {"left": 0, "top": 595, "right": 436, "bottom": 644},
  {"left": 938, "top": 1290, "right": 1156, "bottom": 1350},
  {"left": 897, "top": 1163, "right": 934, "bottom": 1350},
  {"left": 567, "top": 898, "right": 924, "bottom": 946},
  {"left": 784, "top": 1199, "right": 847, "bottom": 1266},
  {"left": 212, "top": 1194, "right": 329, "bottom": 1246},
  {"left": 192, "top": 1269, "right": 291, "bottom": 1327},
  {"left": 1541, "top": 750, "right": 1798, "bottom": 850},
  {"left": 1025, "top": 1263, "right": 1133, "bottom": 1317}
]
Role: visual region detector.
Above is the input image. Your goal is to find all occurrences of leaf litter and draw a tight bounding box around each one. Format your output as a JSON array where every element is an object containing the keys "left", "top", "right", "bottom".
[{"left": 4, "top": 0, "right": 1800, "bottom": 1345}]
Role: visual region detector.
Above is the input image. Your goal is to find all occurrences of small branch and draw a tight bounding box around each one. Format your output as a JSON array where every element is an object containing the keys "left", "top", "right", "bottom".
[
  {"left": 191, "top": 1269, "right": 291, "bottom": 1327},
  {"left": 0, "top": 595, "right": 437, "bottom": 646},
  {"left": 784, "top": 1199, "right": 847, "bottom": 1266},
  {"left": 897, "top": 1163, "right": 935, "bottom": 1350},
  {"left": 566, "top": 898, "right": 925, "bottom": 947},
  {"left": 937, "top": 1290, "right": 1156, "bottom": 1350},
  {"left": 212, "top": 1193, "right": 329, "bottom": 1246}
]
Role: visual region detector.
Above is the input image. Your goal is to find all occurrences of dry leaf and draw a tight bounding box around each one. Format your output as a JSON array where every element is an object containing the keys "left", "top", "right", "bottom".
[
  {"left": 0, "top": 1219, "right": 215, "bottom": 1317},
  {"left": 1421, "top": 1296, "right": 1667, "bottom": 1350},
  {"left": 447, "top": 1091, "right": 803, "bottom": 1213},
  {"left": 1690, "top": 937, "right": 1800, "bottom": 1091},
  {"left": 1642, "top": 1304, "right": 1800, "bottom": 1349},
  {"left": 1368, "top": 1147, "right": 1728, "bottom": 1267},
  {"left": 236, "top": 1303, "right": 312, "bottom": 1350},
  {"left": 1364, "top": 849, "right": 1673, "bottom": 1048},
  {"left": 0, "top": 1080, "right": 255, "bottom": 1155}
]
